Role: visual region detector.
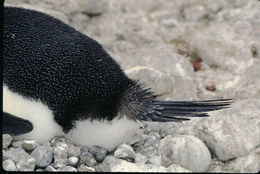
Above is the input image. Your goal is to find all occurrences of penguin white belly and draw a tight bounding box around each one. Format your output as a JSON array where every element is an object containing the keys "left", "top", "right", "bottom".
[
  {"left": 66, "top": 115, "right": 140, "bottom": 151},
  {"left": 3, "top": 85, "right": 64, "bottom": 141},
  {"left": 3, "top": 84, "right": 141, "bottom": 150}
]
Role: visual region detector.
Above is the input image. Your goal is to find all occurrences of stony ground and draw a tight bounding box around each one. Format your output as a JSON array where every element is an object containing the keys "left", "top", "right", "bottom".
[{"left": 3, "top": 0, "right": 260, "bottom": 172}]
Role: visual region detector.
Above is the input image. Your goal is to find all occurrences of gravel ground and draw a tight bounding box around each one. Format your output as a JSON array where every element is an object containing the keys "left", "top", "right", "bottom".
[{"left": 3, "top": 0, "right": 260, "bottom": 172}]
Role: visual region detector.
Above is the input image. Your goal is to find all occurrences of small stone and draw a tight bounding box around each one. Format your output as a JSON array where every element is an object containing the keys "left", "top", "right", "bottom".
[
  {"left": 11, "top": 140, "right": 23, "bottom": 148},
  {"left": 22, "top": 140, "right": 40, "bottom": 151},
  {"left": 136, "top": 145, "right": 158, "bottom": 158},
  {"left": 80, "top": 151, "right": 97, "bottom": 167},
  {"left": 3, "top": 134, "right": 13, "bottom": 149},
  {"left": 31, "top": 145, "right": 53, "bottom": 168},
  {"left": 77, "top": 164, "right": 95, "bottom": 172},
  {"left": 16, "top": 155, "right": 36, "bottom": 171},
  {"left": 134, "top": 153, "right": 147, "bottom": 164},
  {"left": 51, "top": 136, "right": 70, "bottom": 146},
  {"left": 35, "top": 168, "right": 44, "bottom": 171},
  {"left": 44, "top": 165, "right": 57, "bottom": 172},
  {"left": 77, "top": 0, "right": 108, "bottom": 16},
  {"left": 3, "top": 159, "right": 18, "bottom": 171},
  {"left": 161, "top": 18, "right": 179, "bottom": 28},
  {"left": 57, "top": 166, "right": 77, "bottom": 172},
  {"left": 53, "top": 142, "right": 69, "bottom": 168},
  {"left": 88, "top": 146, "right": 107, "bottom": 163},
  {"left": 167, "top": 164, "right": 192, "bottom": 172},
  {"left": 114, "top": 144, "right": 136, "bottom": 159},
  {"left": 147, "top": 155, "right": 161, "bottom": 165},
  {"left": 68, "top": 156, "right": 79, "bottom": 166},
  {"left": 144, "top": 132, "right": 160, "bottom": 148},
  {"left": 67, "top": 144, "right": 81, "bottom": 157},
  {"left": 159, "top": 135, "right": 211, "bottom": 172}
]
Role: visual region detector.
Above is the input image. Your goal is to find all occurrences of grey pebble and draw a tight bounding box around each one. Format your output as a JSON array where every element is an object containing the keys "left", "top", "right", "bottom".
[
  {"left": 22, "top": 140, "right": 40, "bottom": 151},
  {"left": 53, "top": 142, "right": 69, "bottom": 168},
  {"left": 3, "top": 134, "right": 13, "bottom": 149},
  {"left": 31, "top": 145, "right": 53, "bottom": 168},
  {"left": 3, "top": 159, "right": 18, "bottom": 171},
  {"left": 11, "top": 140, "right": 24, "bottom": 148},
  {"left": 136, "top": 145, "right": 158, "bottom": 158},
  {"left": 67, "top": 144, "right": 81, "bottom": 157},
  {"left": 16, "top": 155, "right": 36, "bottom": 171},
  {"left": 80, "top": 151, "right": 97, "bottom": 167},
  {"left": 134, "top": 153, "right": 147, "bottom": 164},
  {"left": 57, "top": 166, "right": 77, "bottom": 171},
  {"left": 44, "top": 165, "right": 57, "bottom": 172},
  {"left": 88, "top": 146, "right": 107, "bottom": 163},
  {"left": 77, "top": 164, "right": 95, "bottom": 172},
  {"left": 68, "top": 156, "right": 79, "bottom": 166},
  {"left": 114, "top": 144, "right": 136, "bottom": 159}
]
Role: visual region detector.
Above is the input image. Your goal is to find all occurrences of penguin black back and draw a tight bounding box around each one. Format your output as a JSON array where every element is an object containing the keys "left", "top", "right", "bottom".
[{"left": 3, "top": 6, "right": 133, "bottom": 132}]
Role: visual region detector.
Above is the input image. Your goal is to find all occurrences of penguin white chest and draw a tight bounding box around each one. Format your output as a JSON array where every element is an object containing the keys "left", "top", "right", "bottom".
[{"left": 3, "top": 84, "right": 140, "bottom": 150}]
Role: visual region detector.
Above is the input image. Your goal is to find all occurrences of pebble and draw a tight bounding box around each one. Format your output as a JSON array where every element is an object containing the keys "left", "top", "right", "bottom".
[
  {"left": 67, "top": 144, "right": 81, "bottom": 158},
  {"left": 3, "top": 134, "right": 13, "bottom": 149},
  {"left": 134, "top": 153, "right": 147, "bottom": 164},
  {"left": 44, "top": 165, "right": 57, "bottom": 172},
  {"left": 16, "top": 155, "right": 36, "bottom": 171},
  {"left": 159, "top": 135, "right": 212, "bottom": 172},
  {"left": 31, "top": 145, "right": 53, "bottom": 168},
  {"left": 114, "top": 144, "right": 136, "bottom": 159},
  {"left": 3, "top": 159, "right": 18, "bottom": 171},
  {"left": 80, "top": 151, "right": 97, "bottom": 167},
  {"left": 68, "top": 156, "right": 79, "bottom": 166},
  {"left": 77, "top": 164, "right": 95, "bottom": 172},
  {"left": 57, "top": 166, "right": 77, "bottom": 171},
  {"left": 88, "top": 146, "right": 107, "bottom": 163},
  {"left": 53, "top": 142, "right": 69, "bottom": 168},
  {"left": 22, "top": 140, "right": 40, "bottom": 151},
  {"left": 76, "top": 0, "right": 107, "bottom": 16}
]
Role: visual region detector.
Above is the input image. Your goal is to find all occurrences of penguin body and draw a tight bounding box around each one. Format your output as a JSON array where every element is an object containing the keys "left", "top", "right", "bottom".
[{"left": 3, "top": 7, "right": 231, "bottom": 150}]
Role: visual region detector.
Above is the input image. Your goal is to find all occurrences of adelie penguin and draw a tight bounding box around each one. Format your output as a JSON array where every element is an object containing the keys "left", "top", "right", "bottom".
[{"left": 3, "top": 6, "right": 232, "bottom": 151}]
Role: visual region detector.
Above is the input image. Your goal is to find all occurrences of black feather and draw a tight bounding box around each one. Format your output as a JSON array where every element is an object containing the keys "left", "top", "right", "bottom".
[{"left": 120, "top": 82, "right": 232, "bottom": 122}]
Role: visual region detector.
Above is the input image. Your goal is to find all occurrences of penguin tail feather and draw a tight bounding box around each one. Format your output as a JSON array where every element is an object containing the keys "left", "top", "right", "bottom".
[{"left": 121, "top": 81, "right": 232, "bottom": 122}]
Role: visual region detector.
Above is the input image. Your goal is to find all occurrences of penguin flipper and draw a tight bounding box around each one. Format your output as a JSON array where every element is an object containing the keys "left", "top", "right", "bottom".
[{"left": 3, "top": 112, "right": 33, "bottom": 136}]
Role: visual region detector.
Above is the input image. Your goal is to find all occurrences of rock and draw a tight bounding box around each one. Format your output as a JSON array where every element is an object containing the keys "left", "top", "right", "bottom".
[
  {"left": 68, "top": 156, "right": 79, "bottom": 167},
  {"left": 114, "top": 144, "right": 136, "bottom": 160},
  {"left": 136, "top": 145, "right": 158, "bottom": 158},
  {"left": 195, "top": 99, "right": 260, "bottom": 161},
  {"left": 159, "top": 122, "right": 196, "bottom": 138},
  {"left": 88, "top": 146, "right": 107, "bottom": 163},
  {"left": 96, "top": 155, "right": 168, "bottom": 172},
  {"left": 11, "top": 140, "right": 23, "bottom": 148},
  {"left": 226, "top": 152, "right": 260, "bottom": 173},
  {"left": 147, "top": 155, "right": 161, "bottom": 165},
  {"left": 77, "top": 164, "right": 95, "bottom": 172},
  {"left": 144, "top": 132, "right": 160, "bottom": 148},
  {"left": 57, "top": 166, "right": 77, "bottom": 171},
  {"left": 159, "top": 135, "right": 211, "bottom": 172},
  {"left": 189, "top": 23, "right": 253, "bottom": 74},
  {"left": 51, "top": 136, "right": 70, "bottom": 146},
  {"left": 31, "top": 145, "right": 53, "bottom": 168},
  {"left": 3, "top": 134, "right": 13, "bottom": 149},
  {"left": 80, "top": 151, "right": 97, "bottom": 167},
  {"left": 44, "top": 165, "right": 57, "bottom": 172},
  {"left": 134, "top": 153, "right": 147, "bottom": 164},
  {"left": 183, "top": 5, "right": 208, "bottom": 21},
  {"left": 22, "top": 140, "right": 40, "bottom": 151},
  {"left": 3, "top": 159, "right": 18, "bottom": 171},
  {"left": 67, "top": 144, "right": 81, "bottom": 158},
  {"left": 167, "top": 164, "right": 191, "bottom": 172},
  {"left": 76, "top": 0, "right": 108, "bottom": 16},
  {"left": 3, "top": 147, "right": 33, "bottom": 164},
  {"left": 53, "top": 142, "right": 69, "bottom": 168},
  {"left": 161, "top": 18, "right": 179, "bottom": 28},
  {"left": 126, "top": 66, "right": 175, "bottom": 97},
  {"left": 16, "top": 158, "right": 36, "bottom": 171}
]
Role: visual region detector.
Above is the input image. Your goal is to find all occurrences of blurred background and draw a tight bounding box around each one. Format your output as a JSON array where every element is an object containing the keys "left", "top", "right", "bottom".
[{"left": 3, "top": 0, "right": 260, "bottom": 172}]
